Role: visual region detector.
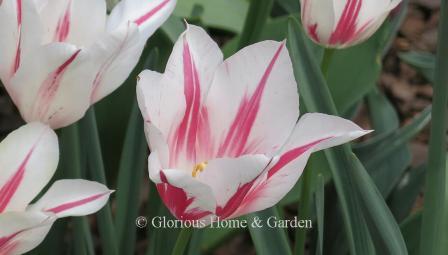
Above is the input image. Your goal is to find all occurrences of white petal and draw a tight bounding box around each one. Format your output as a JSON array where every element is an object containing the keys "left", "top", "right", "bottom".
[
  {"left": 9, "top": 43, "right": 96, "bottom": 129},
  {"left": 108, "top": 0, "right": 176, "bottom": 43},
  {"left": 149, "top": 154, "right": 216, "bottom": 221},
  {"left": 145, "top": 124, "right": 170, "bottom": 169},
  {"left": 0, "top": 0, "right": 43, "bottom": 83},
  {"left": 300, "top": 0, "right": 336, "bottom": 43},
  {"left": 232, "top": 113, "right": 370, "bottom": 217},
  {"left": 0, "top": 123, "right": 58, "bottom": 213},
  {"left": 89, "top": 22, "right": 142, "bottom": 103},
  {"left": 195, "top": 154, "right": 270, "bottom": 219},
  {"left": 36, "top": 0, "right": 106, "bottom": 46},
  {"left": 0, "top": 211, "right": 55, "bottom": 255},
  {"left": 204, "top": 40, "right": 299, "bottom": 158},
  {"left": 29, "top": 179, "right": 112, "bottom": 218},
  {"left": 137, "top": 24, "right": 223, "bottom": 168},
  {"left": 302, "top": 0, "right": 402, "bottom": 47}
]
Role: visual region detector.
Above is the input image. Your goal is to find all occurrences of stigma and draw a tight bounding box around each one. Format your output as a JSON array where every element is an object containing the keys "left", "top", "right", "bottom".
[{"left": 192, "top": 161, "right": 208, "bottom": 177}]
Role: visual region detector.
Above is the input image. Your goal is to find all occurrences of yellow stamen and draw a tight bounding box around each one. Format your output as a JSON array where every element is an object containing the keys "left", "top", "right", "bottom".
[{"left": 192, "top": 161, "right": 208, "bottom": 177}]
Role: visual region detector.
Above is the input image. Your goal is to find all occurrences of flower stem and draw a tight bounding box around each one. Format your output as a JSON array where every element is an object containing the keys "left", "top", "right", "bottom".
[
  {"left": 321, "top": 48, "right": 335, "bottom": 78},
  {"left": 171, "top": 228, "right": 193, "bottom": 255}
]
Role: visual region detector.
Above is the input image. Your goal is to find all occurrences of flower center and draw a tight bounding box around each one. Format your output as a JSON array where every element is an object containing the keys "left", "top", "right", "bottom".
[{"left": 192, "top": 161, "right": 208, "bottom": 177}]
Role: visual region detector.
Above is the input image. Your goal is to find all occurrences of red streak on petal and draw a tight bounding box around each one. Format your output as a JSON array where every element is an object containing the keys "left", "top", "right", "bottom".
[
  {"left": 34, "top": 49, "right": 81, "bottom": 119},
  {"left": 134, "top": 0, "right": 170, "bottom": 26},
  {"left": 215, "top": 178, "right": 257, "bottom": 219},
  {"left": 16, "top": 0, "right": 21, "bottom": 25},
  {"left": 53, "top": 0, "right": 72, "bottom": 42},
  {"left": 308, "top": 24, "right": 320, "bottom": 42},
  {"left": 10, "top": 0, "right": 22, "bottom": 77},
  {"left": 45, "top": 192, "right": 109, "bottom": 214},
  {"left": 218, "top": 43, "right": 285, "bottom": 158},
  {"left": 157, "top": 171, "right": 211, "bottom": 221},
  {"left": 267, "top": 137, "right": 331, "bottom": 179},
  {"left": 329, "top": 0, "right": 363, "bottom": 45},
  {"left": 0, "top": 147, "right": 34, "bottom": 213},
  {"left": 0, "top": 232, "right": 20, "bottom": 255},
  {"left": 171, "top": 38, "right": 203, "bottom": 164}
]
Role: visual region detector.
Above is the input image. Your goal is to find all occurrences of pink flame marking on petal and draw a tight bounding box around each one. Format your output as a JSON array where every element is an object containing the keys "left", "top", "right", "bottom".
[
  {"left": 53, "top": 0, "right": 72, "bottom": 42},
  {"left": 44, "top": 191, "right": 110, "bottom": 214},
  {"left": 0, "top": 232, "right": 20, "bottom": 255},
  {"left": 33, "top": 49, "right": 81, "bottom": 120},
  {"left": 267, "top": 137, "right": 332, "bottom": 179},
  {"left": 329, "top": 0, "right": 363, "bottom": 45},
  {"left": 10, "top": 0, "right": 22, "bottom": 77},
  {"left": 157, "top": 171, "right": 212, "bottom": 221},
  {"left": 217, "top": 43, "right": 285, "bottom": 158},
  {"left": 15, "top": 0, "right": 21, "bottom": 25},
  {"left": 0, "top": 147, "right": 35, "bottom": 213},
  {"left": 307, "top": 24, "right": 320, "bottom": 42},
  {"left": 215, "top": 178, "right": 258, "bottom": 219},
  {"left": 171, "top": 38, "right": 202, "bottom": 163},
  {"left": 227, "top": 138, "right": 333, "bottom": 217},
  {"left": 134, "top": 0, "right": 171, "bottom": 26}
]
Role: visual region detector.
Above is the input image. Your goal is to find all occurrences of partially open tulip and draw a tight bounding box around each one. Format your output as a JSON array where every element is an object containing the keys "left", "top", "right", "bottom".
[
  {"left": 301, "top": 0, "right": 401, "bottom": 48},
  {"left": 137, "top": 25, "right": 371, "bottom": 224},
  {"left": 0, "top": 0, "right": 176, "bottom": 129},
  {"left": 0, "top": 123, "right": 112, "bottom": 255}
]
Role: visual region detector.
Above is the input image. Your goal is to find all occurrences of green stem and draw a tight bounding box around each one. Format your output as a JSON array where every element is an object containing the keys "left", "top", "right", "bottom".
[
  {"left": 238, "top": 0, "right": 273, "bottom": 49},
  {"left": 78, "top": 107, "right": 119, "bottom": 255},
  {"left": 419, "top": 0, "right": 448, "bottom": 253},
  {"left": 321, "top": 48, "right": 335, "bottom": 77},
  {"left": 171, "top": 228, "right": 193, "bottom": 255}
]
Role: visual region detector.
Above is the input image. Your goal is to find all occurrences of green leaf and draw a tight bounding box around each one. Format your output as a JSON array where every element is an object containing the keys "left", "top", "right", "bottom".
[
  {"left": 247, "top": 207, "right": 292, "bottom": 255},
  {"left": 78, "top": 108, "right": 119, "bottom": 255},
  {"left": 238, "top": 0, "right": 274, "bottom": 48},
  {"left": 421, "top": 92, "right": 448, "bottom": 255},
  {"left": 147, "top": 205, "right": 181, "bottom": 255},
  {"left": 287, "top": 16, "right": 374, "bottom": 255},
  {"left": 388, "top": 165, "right": 426, "bottom": 222},
  {"left": 398, "top": 51, "right": 435, "bottom": 82},
  {"left": 275, "top": 0, "right": 300, "bottom": 13},
  {"left": 366, "top": 87, "right": 400, "bottom": 134},
  {"left": 294, "top": 163, "right": 313, "bottom": 255},
  {"left": 200, "top": 228, "right": 242, "bottom": 252},
  {"left": 114, "top": 100, "right": 147, "bottom": 254},
  {"left": 354, "top": 106, "right": 431, "bottom": 197},
  {"left": 314, "top": 174, "right": 325, "bottom": 255},
  {"left": 60, "top": 124, "right": 94, "bottom": 255},
  {"left": 401, "top": 212, "right": 422, "bottom": 255},
  {"left": 174, "top": 0, "right": 248, "bottom": 33},
  {"left": 325, "top": 37, "right": 383, "bottom": 113},
  {"left": 350, "top": 154, "right": 408, "bottom": 255},
  {"left": 113, "top": 49, "right": 159, "bottom": 255},
  {"left": 171, "top": 228, "right": 194, "bottom": 255}
]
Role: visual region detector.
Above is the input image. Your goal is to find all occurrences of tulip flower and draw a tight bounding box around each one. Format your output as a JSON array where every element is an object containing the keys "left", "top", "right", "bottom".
[
  {"left": 0, "top": 0, "right": 176, "bottom": 129},
  {"left": 301, "top": 0, "right": 401, "bottom": 48},
  {"left": 0, "top": 123, "right": 112, "bottom": 255},
  {"left": 137, "top": 25, "right": 371, "bottom": 223}
]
